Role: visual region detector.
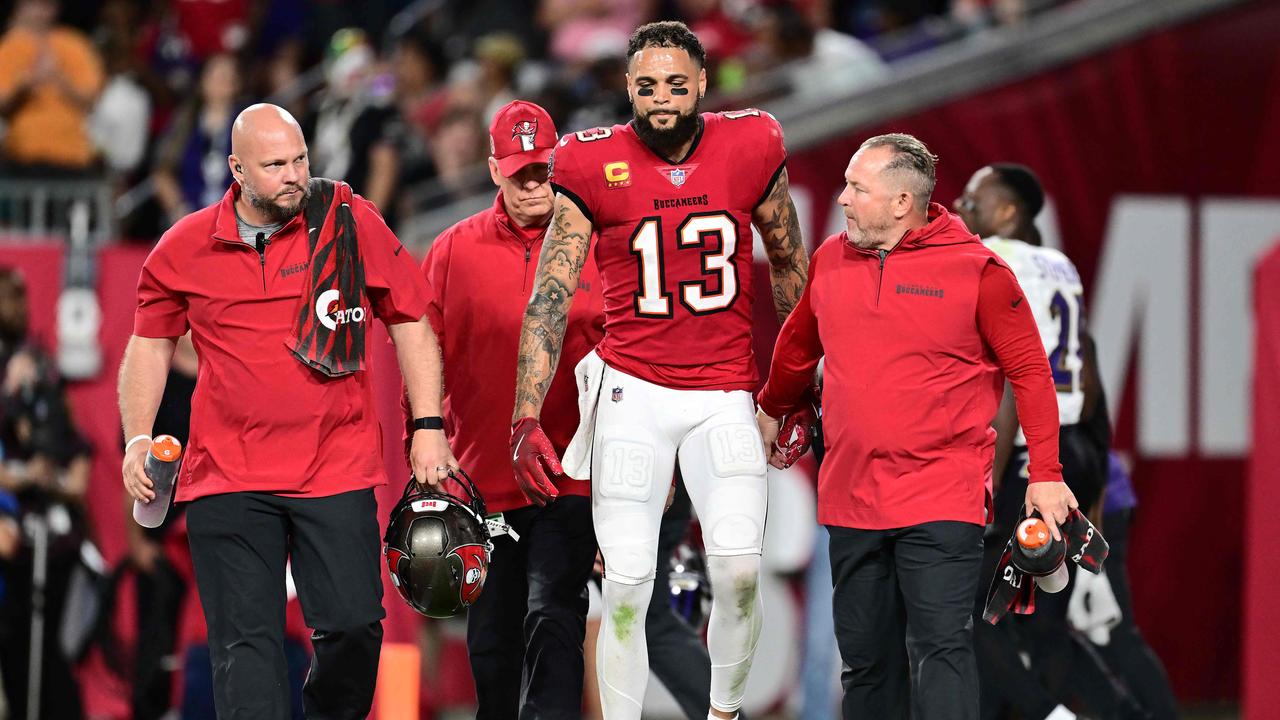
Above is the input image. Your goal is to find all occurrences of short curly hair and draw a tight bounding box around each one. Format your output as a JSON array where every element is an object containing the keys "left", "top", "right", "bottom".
[{"left": 626, "top": 21, "right": 706, "bottom": 68}]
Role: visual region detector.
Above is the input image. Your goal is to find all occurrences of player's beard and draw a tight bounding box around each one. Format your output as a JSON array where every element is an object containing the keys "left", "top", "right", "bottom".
[
  {"left": 244, "top": 178, "right": 312, "bottom": 224},
  {"left": 633, "top": 100, "right": 701, "bottom": 159}
]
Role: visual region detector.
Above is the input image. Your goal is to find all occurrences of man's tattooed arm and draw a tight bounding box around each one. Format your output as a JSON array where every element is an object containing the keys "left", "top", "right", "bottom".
[
  {"left": 513, "top": 196, "right": 593, "bottom": 421},
  {"left": 753, "top": 167, "right": 809, "bottom": 324}
]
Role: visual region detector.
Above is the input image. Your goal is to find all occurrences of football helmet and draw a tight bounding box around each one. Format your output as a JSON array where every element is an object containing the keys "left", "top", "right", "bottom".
[{"left": 384, "top": 470, "right": 493, "bottom": 618}]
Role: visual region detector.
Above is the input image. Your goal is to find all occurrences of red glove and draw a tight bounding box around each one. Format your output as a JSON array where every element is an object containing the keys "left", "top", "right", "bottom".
[
  {"left": 771, "top": 402, "right": 818, "bottom": 469},
  {"left": 511, "top": 417, "right": 563, "bottom": 506}
]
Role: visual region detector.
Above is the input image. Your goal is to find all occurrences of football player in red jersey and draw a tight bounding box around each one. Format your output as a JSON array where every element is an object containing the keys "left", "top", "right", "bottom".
[{"left": 510, "top": 21, "right": 808, "bottom": 720}]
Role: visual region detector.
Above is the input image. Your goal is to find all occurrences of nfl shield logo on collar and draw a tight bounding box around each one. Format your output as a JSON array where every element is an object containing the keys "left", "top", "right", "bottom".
[
  {"left": 611, "top": 387, "right": 624, "bottom": 402},
  {"left": 655, "top": 164, "right": 697, "bottom": 186}
]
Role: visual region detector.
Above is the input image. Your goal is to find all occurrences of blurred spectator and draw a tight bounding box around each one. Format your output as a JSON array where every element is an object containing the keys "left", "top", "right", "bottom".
[
  {"left": 473, "top": 32, "right": 524, "bottom": 123},
  {"left": 304, "top": 28, "right": 399, "bottom": 212},
  {"left": 0, "top": 266, "right": 91, "bottom": 504},
  {"left": 391, "top": 32, "right": 444, "bottom": 125},
  {"left": 386, "top": 33, "right": 442, "bottom": 216},
  {"left": 0, "top": 266, "right": 93, "bottom": 720},
  {"left": 255, "top": 36, "right": 308, "bottom": 121},
  {"left": 0, "top": 0, "right": 104, "bottom": 173},
  {"left": 674, "top": 0, "right": 754, "bottom": 62},
  {"left": 560, "top": 54, "right": 631, "bottom": 135},
  {"left": 538, "top": 0, "right": 656, "bottom": 64},
  {"left": 828, "top": 0, "right": 951, "bottom": 39},
  {"left": 151, "top": 53, "right": 242, "bottom": 227},
  {"left": 428, "top": 105, "right": 487, "bottom": 199},
  {"left": 170, "top": 0, "right": 249, "bottom": 60},
  {"left": 669, "top": 0, "right": 754, "bottom": 92},
  {"left": 751, "top": 3, "right": 887, "bottom": 101},
  {"left": 89, "top": 7, "right": 152, "bottom": 176}
]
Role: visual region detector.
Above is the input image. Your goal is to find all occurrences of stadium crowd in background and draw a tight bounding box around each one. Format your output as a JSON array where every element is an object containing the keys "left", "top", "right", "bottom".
[{"left": 0, "top": 0, "right": 1051, "bottom": 243}]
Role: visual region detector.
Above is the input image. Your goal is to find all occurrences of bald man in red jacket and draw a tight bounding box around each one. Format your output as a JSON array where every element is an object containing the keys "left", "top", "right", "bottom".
[{"left": 756, "top": 134, "right": 1076, "bottom": 720}]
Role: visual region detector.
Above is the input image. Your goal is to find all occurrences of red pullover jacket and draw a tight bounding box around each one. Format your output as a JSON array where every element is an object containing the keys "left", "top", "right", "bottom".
[
  {"left": 416, "top": 193, "right": 605, "bottom": 512},
  {"left": 758, "top": 204, "right": 1062, "bottom": 529}
]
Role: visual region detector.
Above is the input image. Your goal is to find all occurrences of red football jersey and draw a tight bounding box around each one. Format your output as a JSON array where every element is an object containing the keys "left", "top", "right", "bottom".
[{"left": 550, "top": 110, "right": 787, "bottom": 390}]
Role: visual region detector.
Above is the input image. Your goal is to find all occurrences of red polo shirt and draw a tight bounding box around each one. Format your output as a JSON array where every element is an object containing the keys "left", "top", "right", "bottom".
[
  {"left": 133, "top": 182, "right": 429, "bottom": 502},
  {"left": 419, "top": 192, "right": 604, "bottom": 512}
]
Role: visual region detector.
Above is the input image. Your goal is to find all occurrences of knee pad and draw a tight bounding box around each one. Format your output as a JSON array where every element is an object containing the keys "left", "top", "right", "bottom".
[
  {"left": 601, "top": 545, "right": 657, "bottom": 585},
  {"left": 595, "top": 509, "right": 660, "bottom": 585},
  {"left": 705, "top": 511, "right": 764, "bottom": 555},
  {"left": 702, "top": 482, "right": 767, "bottom": 554}
]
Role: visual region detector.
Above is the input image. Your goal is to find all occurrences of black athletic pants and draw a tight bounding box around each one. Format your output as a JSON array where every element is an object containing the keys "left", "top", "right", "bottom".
[
  {"left": 830, "top": 520, "right": 984, "bottom": 720},
  {"left": 186, "top": 489, "right": 385, "bottom": 720},
  {"left": 465, "top": 495, "right": 597, "bottom": 720}
]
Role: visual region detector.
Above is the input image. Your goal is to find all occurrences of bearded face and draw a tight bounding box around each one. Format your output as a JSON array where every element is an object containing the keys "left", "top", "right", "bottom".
[
  {"left": 242, "top": 172, "right": 312, "bottom": 224},
  {"left": 631, "top": 95, "right": 702, "bottom": 158}
]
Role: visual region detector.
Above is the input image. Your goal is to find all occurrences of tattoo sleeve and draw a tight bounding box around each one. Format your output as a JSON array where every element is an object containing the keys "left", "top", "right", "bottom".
[
  {"left": 754, "top": 168, "right": 809, "bottom": 324},
  {"left": 513, "top": 196, "right": 593, "bottom": 421}
]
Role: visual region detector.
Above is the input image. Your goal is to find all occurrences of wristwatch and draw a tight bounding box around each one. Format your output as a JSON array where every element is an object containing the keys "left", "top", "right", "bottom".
[{"left": 413, "top": 416, "right": 444, "bottom": 431}]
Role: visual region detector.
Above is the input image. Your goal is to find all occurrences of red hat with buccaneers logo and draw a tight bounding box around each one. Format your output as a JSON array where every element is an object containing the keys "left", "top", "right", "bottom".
[{"left": 489, "top": 100, "right": 558, "bottom": 177}]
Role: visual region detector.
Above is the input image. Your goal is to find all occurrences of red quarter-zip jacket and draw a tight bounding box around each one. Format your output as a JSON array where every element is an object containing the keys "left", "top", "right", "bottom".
[
  {"left": 758, "top": 204, "right": 1062, "bottom": 529},
  {"left": 418, "top": 192, "right": 605, "bottom": 512},
  {"left": 133, "top": 181, "right": 430, "bottom": 502}
]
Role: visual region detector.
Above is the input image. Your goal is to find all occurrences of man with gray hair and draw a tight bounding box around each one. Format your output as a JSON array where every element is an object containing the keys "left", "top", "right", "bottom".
[{"left": 755, "top": 133, "right": 1076, "bottom": 719}]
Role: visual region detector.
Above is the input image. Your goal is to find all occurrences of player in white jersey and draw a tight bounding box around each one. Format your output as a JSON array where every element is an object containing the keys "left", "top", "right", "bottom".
[
  {"left": 983, "top": 237, "right": 1085, "bottom": 426},
  {"left": 955, "top": 164, "right": 1103, "bottom": 499},
  {"left": 956, "top": 164, "right": 1144, "bottom": 720}
]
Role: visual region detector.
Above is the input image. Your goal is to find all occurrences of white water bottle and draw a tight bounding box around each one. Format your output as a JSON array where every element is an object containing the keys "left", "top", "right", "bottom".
[{"left": 133, "top": 435, "right": 182, "bottom": 528}]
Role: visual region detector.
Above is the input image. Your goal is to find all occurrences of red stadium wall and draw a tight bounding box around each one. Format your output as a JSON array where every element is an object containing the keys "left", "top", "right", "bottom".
[{"left": 4, "top": 0, "right": 1279, "bottom": 713}]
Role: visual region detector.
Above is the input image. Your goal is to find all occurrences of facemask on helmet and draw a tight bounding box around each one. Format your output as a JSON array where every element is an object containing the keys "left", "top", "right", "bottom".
[{"left": 383, "top": 470, "right": 493, "bottom": 618}]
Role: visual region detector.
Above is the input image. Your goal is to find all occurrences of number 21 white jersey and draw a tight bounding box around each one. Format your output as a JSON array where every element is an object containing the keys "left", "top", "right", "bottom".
[{"left": 984, "top": 237, "right": 1086, "bottom": 427}]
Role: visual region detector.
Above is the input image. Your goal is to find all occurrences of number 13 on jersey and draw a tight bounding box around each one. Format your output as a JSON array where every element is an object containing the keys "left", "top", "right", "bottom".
[{"left": 629, "top": 211, "right": 741, "bottom": 317}]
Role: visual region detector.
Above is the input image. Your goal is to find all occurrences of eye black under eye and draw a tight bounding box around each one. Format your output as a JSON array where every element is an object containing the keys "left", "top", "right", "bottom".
[
  {"left": 637, "top": 87, "right": 655, "bottom": 96},
  {"left": 670, "top": 87, "right": 689, "bottom": 95}
]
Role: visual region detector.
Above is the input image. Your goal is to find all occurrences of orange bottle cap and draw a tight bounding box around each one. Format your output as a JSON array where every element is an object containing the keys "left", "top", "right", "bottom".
[
  {"left": 150, "top": 434, "right": 183, "bottom": 462},
  {"left": 1016, "top": 518, "right": 1051, "bottom": 550}
]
